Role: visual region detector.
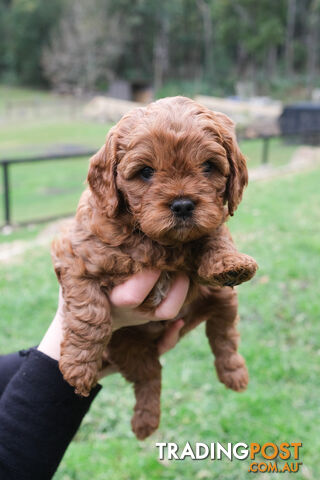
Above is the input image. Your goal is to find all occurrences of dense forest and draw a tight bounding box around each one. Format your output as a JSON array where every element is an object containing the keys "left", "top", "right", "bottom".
[{"left": 0, "top": 0, "right": 319, "bottom": 98}]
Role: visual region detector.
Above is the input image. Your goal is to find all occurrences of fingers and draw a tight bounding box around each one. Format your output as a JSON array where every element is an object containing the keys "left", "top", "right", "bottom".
[
  {"left": 109, "top": 269, "right": 161, "bottom": 307},
  {"left": 158, "top": 319, "right": 185, "bottom": 355},
  {"left": 110, "top": 270, "right": 189, "bottom": 333},
  {"left": 154, "top": 273, "right": 189, "bottom": 320}
]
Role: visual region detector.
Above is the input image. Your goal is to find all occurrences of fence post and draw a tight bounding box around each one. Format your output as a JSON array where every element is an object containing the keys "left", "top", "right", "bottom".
[
  {"left": 262, "top": 136, "right": 270, "bottom": 164},
  {"left": 2, "top": 162, "right": 11, "bottom": 226}
]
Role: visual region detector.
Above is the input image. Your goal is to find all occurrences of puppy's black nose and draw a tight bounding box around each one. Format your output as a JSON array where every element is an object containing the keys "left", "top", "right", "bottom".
[{"left": 170, "top": 198, "right": 195, "bottom": 219}]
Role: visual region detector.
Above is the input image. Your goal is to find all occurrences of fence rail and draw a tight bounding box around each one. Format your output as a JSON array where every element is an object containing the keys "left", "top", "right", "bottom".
[
  {"left": 0, "top": 133, "right": 316, "bottom": 228},
  {"left": 0, "top": 150, "right": 96, "bottom": 228}
]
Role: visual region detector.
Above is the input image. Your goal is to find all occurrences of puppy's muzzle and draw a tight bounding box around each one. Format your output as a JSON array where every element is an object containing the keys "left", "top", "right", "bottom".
[{"left": 170, "top": 198, "right": 195, "bottom": 220}]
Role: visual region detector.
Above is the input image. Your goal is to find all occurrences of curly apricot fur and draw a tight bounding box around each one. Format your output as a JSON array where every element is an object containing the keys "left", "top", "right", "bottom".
[{"left": 52, "top": 96, "right": 257, "bottom": 437}]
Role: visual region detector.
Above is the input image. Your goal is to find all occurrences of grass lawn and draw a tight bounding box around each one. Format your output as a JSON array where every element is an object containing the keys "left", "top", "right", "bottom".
[
  {"left": 239, "top": 137, "right": 298, "bottom": 168},
  {"left": 0, "top": 120, "right": 112, "bottom": 158},
  {"left": 0, "top": 166, "right": 319, "bottom": 479},
  {"left": 0, "top": 85, "right": 54, "bottom": 111}
]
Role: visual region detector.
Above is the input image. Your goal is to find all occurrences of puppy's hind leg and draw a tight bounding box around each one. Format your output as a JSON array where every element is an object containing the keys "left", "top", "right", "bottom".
[
  {"left": 108, "top": 332, "right": 162, "bottom": 440},
  {"left": 204, "top": 287, "right": 249, "bottom": 392}
]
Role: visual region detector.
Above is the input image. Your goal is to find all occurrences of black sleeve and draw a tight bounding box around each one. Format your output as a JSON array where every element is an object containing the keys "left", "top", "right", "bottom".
[
  {"left": 0, "top": 351, "right": 25, "bottom": 398},
  {"left": 0, "top": 348, "right": 101, "bottom": 480}
]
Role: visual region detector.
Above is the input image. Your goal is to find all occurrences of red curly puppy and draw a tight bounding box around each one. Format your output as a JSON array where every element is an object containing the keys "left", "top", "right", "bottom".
[{"left": 52, "top": 96, "right": 257, "bottom": 440}]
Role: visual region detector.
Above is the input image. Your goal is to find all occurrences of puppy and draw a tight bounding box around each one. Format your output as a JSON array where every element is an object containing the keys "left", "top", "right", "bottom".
[{"left": 52, "top": 96, "right": 257, "bottom": 439}]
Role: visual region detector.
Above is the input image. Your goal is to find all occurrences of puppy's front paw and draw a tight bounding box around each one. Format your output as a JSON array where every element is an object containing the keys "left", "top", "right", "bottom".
[
  {"left": 214, "top": 353, "right": 249, "bottom": 392},
  {"left": 131, "top": 409, "right": 160, "bottom": 440},
  {"left": 198, "top": 253, "right": 258, "bottom": 288}
]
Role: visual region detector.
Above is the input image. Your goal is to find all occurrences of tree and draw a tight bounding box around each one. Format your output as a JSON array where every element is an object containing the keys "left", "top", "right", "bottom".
[
  {"left": 1, "top": 0, "right": 319, "bottom": 97},
  {"left": 0, "top": 1, "right": 10, "bottom": 79},
  {"left": 7, "top": 0, "right": 62, "bottom": 85},
  {"left": 42, "top": 0, "right": 126, "bottom": 92}
]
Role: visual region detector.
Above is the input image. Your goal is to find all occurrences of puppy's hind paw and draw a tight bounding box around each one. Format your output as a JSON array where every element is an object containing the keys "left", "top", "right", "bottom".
[
  {"left": 131, "top": 409, "right": 160, "bottom": 440},
  {"left": 215, "top": 354, "right": 249, "bottom": 392}
]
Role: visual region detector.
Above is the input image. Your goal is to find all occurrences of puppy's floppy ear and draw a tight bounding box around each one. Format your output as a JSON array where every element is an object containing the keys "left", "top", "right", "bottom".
[
  {"left": 87, "top": 127, "right": 119, "bottom": 217},
  {"left": 215, "top": 112, "right": 248, "bottom": 216}
]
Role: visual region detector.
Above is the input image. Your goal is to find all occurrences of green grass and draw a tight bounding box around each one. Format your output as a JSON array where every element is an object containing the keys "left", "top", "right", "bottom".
[
  {"left": 0, "top": 85, "right": 53, "bottom": 112},
  {"left": 0, "top": 120, "right": 111, "bottom": 158},
  {"left": 5, "top": 157, "right": 90, "bottom": 222},
  {"left": 239, "top": 137, "right": 297, "bottom": 168},
  {"left": 0, "top": 166, "right": 319, "bottom": 479}
]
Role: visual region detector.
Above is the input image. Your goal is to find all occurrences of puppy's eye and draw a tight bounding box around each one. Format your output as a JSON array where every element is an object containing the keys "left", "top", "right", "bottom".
[
  {"left": 202, "top": 160, "right": 215, "bottom": 175},
  {"left": 139, "top": 166, "right": 154, "bottom": 181}
]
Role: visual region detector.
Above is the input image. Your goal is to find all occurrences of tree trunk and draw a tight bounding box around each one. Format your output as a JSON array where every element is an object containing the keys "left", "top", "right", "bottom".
[
  {"left": 267, "top": 45, "right": 277, "bottom": 79},
  {"left": 306, "top": 0, "right": 320, "bottom": 98},
  {"left": 153, "top": 13, "right": 169, "bottom": 94},
  {"left": 196, "top": 0, "right": 214, "bottom": 81},
  {"left": 285, "top": 0, "right": 296, "bottom": 75}
]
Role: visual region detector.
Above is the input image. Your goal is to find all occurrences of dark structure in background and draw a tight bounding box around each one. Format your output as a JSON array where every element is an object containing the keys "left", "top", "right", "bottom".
[
  {"left": 279, "top": 104, "right": 320, "bottom": 144},
  {"left": 107, "top": 80, "right": 153, "bottom": 103}
]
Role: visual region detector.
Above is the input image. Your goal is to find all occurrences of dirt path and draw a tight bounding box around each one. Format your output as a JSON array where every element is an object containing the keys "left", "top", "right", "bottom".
[
  {"left": 1, "top": 146, "right": 320, "bottom": 264},
  {"left": 0, "top": 220, "right": 68, "bottom": 264}
]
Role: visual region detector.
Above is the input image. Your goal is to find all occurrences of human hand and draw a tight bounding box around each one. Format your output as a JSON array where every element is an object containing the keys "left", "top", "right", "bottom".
[{"left": 109, "top": 270, "right": 189, "bottom": 330}]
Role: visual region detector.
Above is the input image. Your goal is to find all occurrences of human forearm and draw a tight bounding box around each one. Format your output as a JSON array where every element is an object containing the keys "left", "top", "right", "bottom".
[{"left": 0, "top": 348, "right": 100, "bottom": 480}]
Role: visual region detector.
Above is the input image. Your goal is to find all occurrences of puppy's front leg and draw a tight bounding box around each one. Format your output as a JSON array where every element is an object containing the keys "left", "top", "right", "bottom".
[
  {"left": 197, "top": 224, "right": 257, "bottom": 287},
  {"left": 59, "top": 275, "right": 112, "bottom": 397}
]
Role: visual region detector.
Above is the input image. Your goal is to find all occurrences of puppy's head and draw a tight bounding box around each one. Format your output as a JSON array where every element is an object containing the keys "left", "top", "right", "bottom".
[{"left": 87, "top": 96, "right": 247, "bottom": 244}]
